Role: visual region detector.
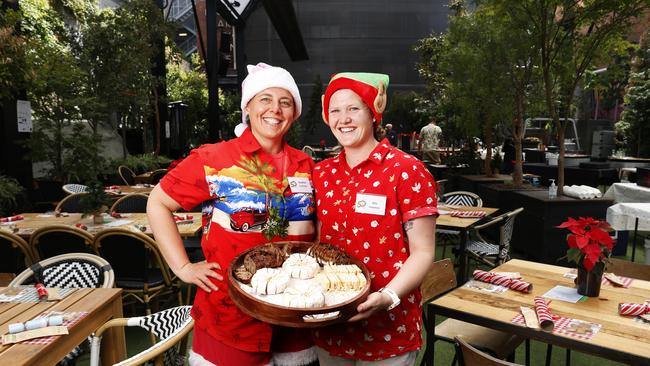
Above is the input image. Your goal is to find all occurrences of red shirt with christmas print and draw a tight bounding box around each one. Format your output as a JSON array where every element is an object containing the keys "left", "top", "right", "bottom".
[
  {"left": 312, "top": 140, "right": 438, "bottom": 361},
  {"left": 159, "top": 128, "right": 316, "bottom": 354}
]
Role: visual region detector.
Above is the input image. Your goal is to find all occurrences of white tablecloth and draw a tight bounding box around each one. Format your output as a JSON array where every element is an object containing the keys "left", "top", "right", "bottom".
[
  {"left": 606, "top": 203, "right": 650, "bottom": 231},
  {"left": 603, "top": 183, "right": 650, "bottom": 203}
]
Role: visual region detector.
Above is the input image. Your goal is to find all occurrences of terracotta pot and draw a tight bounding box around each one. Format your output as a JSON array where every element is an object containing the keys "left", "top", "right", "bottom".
[
  {"left": 576, "top": 266, "right": 602, "bottom": 297},
  {"left": 93, "top": 213, "right": 104, "bottom": 225}
]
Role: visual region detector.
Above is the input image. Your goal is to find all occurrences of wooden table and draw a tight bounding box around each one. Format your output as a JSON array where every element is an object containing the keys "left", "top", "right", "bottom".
[
  {"left": 426, "top": 259, "right": 650, "bottom": 365},
  {"left": 436, "top": 205, "right": 499, "bottom": 282},
  {"left": 134, "top": 172, "right": 153, "bottom": 184},
  {"left": 4, "top": 213, "right": 202, "bottom": 240},
  {"left": 0, "top": 288, "right": 125, "bottom": 366},
  {"left": 107, "top": 185, "right": 154, "bottom": 196}
]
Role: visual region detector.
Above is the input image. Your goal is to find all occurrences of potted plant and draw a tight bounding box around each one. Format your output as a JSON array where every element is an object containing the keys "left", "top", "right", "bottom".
[
  {"left": 79, "top": 180, "right": 111, "bottom": 224},
  {"left": 559, "top": 217, "right": 614, "bottom": 297},
  {"left": 0, "top": 175, "right": 24, "bottom": 217}
]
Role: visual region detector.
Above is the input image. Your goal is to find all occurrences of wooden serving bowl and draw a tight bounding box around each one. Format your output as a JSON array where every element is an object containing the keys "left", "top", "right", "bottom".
[{"left": 228, "top": 241, "right": 371, "bottom": 328}]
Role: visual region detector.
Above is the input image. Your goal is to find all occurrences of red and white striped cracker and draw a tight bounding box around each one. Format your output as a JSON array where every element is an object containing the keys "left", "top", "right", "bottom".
[
  {"left": 534, "top": 296, "right": 554, "bottom": 331},
  {"left": 618, "top": 303, "right": 648, "bottom": 316},
  {"left": 509, "top": 279, "right": 533, "bottom": 293}
]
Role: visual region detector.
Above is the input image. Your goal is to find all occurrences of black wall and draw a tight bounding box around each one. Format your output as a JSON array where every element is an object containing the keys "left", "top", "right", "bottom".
[{"left": 243, "top": 0, "right": 451, "bottom": 144}]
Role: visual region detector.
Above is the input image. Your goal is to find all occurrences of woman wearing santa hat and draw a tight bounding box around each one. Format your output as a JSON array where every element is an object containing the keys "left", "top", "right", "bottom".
[
  {"left": 147, "top": 63, "right": 317, "bottom": 366},
  {"left": 312, "top": 72, "right": 438, "bottom": 365}
]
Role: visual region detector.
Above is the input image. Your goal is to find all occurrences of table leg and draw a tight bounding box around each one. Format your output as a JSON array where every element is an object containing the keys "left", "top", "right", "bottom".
[
  {"left": 457, "top": 230, "right": 468, "bottom": 283},
  {"left": 631, "top": 217, "right": 639, "bottom": 262},
  {"left": 101, "top": 294, "right": 126, "bottom": 364}
]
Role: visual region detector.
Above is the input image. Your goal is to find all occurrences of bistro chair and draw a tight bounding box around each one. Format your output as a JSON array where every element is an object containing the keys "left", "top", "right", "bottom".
[
  {"left": 301, "top": 145, "right": 316, "bottom": 158},
  {"left": 455, "top": 337, "right": 523, "bottom": 366},
  {"left": 118, "top": 165, "right": 137, "bottom": 186},
  {"left": 90, "top": 305, "right": 193, "bottom": 366},
  {"left": 55, "top": 193, "right": 88, "bottom": 213},
  {"left": 149, "top": 169, "right": 168, "bottom": 185},
  {"left": 419, "top": 258, "right": 527, "bottom": 366},
  {"left": 437, "top": 190, "right": 484, "bottom": 258},
  {"left": 465, "top": 207, "right": 524, "bottom": 275},
  {"left": 30, "top": 224, "right": 96, "bottom": 261},
  {"left": 94, "top": 228, "right": 183, "bottom": 317},
  {"left": 110, "top": 193, "right": 149, "bottom": 213},
  {"left": 0, "top": 230, "right": 36, "bottom": 278},
  {"left": 9, "top": 252, "right": 114, "bottom": 288},
  {"left": 62, "top": 184, "right": 89, "bottom": 195},
  {"left": 443, "top": 191, "right": 483, "bottom": 207},
  {"left": 9, "top": 252, "right": 114, "bottom": 366}
]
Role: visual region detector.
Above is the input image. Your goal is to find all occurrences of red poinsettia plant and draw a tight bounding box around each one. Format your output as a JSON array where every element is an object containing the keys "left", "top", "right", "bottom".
[{"left": 558, "top": 217, "right": 614, "bottom": 272}]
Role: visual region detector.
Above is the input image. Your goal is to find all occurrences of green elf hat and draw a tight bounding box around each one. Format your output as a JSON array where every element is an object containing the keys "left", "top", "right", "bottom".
[{"left": 321, "top": 72, "right": 389, "bottom": 125}]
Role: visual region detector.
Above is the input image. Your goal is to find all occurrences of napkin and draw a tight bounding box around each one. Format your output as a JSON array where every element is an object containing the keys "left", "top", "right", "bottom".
[
  {"left": 0, "top": 215, "right": 24, "bottom": 223},
  {"left": 618, "top": 302, "right": 650, "bottom": 316},
  {"left": 472, "top": 269, "right": 534, "bottom": 293},
  {"left": 451, "top": 211, "right": 486, "bottom": 218},
  {"left": 534, "top": 296, "right": 554, "bottom": 332}
]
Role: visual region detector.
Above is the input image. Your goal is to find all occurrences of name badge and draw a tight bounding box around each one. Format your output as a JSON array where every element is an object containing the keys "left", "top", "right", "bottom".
[
  {"left": 287, "top": 177, "right": 313, "bottom": 193},
  {"left": 355, "top": 193, "right": 387, "bottom": 215}
]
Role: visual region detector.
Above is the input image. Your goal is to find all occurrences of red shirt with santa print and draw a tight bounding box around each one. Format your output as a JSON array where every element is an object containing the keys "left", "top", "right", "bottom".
[{"left": 312, "top": 140, "right": 438, "bottom": 361}]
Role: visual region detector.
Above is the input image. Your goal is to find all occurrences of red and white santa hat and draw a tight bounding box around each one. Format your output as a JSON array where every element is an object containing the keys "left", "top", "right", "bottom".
[{"left": 235, "top": 62, "right": 302, "bottom": 137}]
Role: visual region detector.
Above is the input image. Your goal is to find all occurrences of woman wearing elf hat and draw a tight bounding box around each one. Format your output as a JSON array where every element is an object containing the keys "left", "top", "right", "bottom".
[
  {"left": 147, "top": 63, "right": 317, "bottom": 366},
  {"left": 312, "top": 72, "right": 438, "bottom": 365}
]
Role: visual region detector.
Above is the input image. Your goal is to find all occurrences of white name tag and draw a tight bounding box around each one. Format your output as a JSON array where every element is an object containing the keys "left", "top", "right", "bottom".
[
  {"left": 355, "top": 193, "right": 386, "bottom": 215},
  {"left": 287, "top": 177, "right": 313, "bottom": 193}
]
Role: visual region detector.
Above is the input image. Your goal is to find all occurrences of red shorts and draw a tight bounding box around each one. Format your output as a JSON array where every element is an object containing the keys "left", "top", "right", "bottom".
[{"left": 192, "top": 327, "right": 271, "bottom": 366}]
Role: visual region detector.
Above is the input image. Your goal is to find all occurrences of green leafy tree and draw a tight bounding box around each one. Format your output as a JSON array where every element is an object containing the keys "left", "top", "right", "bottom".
[
  {"left": 0, "top": 175, "right": 25, "bottom": 216},
  {"left": 167, "top": 52, "right": 208, "bottom": 148},
  {"left": 303, "top": 74, "right": 323, "bottom": 134},
  {"left": 618, "top": 30, "right": 650, "bottom": 157},
  {"left": 515, "top": 0, "right": 649, "bottom": 194},
  {"left": 441, "top": 6, "right": 513, "bottom": 176},
  {"left": 383, "top": 91, "right": 433, "bottom": 136},
  {"left": 0, "top": 2, "right": 28, "bottom": 102}
]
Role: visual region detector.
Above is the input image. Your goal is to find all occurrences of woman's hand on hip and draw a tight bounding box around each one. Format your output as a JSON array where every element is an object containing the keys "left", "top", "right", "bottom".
[
  {"left": 347, "top": 291, "right": 391, "bottom": 322},
  {"left": 177, "top": 261, "right": 222, "bottom": 293}
]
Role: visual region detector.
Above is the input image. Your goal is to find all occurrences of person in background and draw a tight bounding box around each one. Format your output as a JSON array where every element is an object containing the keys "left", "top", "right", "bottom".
[
  {"left": 385, "top": 123, "right": 398, "bottom": 146},
  {"left": 147, "top": 63, "right": 317, "bottom": 366},
  {"left": 375, "top": 124, "right": 386, "bottom": 141},
  {"left": 418, "top": 118, "right": 443, "bottom": 164},
  {"left": 313, "top": 72, "right": 438, "bottom": 365}
]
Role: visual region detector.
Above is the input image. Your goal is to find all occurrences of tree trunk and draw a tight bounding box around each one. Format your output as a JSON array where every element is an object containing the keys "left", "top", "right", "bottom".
[
  {"left": 512, "top": 94, "right": 525, "bottom": 187},
  {"left": 557, "top": 121, "right": 566, "bottom": 195},
  {"left": 152, "top": 86, "right": 161, "bottom": 156},
  {"left": 484, "top": 125, "right": 494, "bottom": 177}
]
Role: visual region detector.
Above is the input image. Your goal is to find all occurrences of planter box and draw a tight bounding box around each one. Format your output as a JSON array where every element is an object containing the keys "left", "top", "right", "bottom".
[
  {"left": 523, "top": 163, "right": 619, "bottom": 187},
  {"left": 457, "top": 174, "right": 512, "bottom": 194},
  {"left": 509, "top": 190, "right": 613, "bottom": 265},
  {"left": 476, "top": 183, "right": 546, "bottom": 211}
]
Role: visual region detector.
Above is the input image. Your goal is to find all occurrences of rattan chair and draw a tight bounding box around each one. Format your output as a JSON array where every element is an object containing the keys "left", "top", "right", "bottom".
[
  {"left": 0, "top": 230, "right": 36, "bottom": 276},
  {"left": 55, "top": 192, "right": 88, "bottom": 213},
  {"left": 419, "top": 258, "right": 527, "bottom": 366},
  {"left": 465, "top": 207, "right": 524, "bottom": 273},
  {"left": 149, "top": 169, "right": 168, "bottom": 185},
  {"left": 118, "top": 165, "right": 136, "bottom": 186},
  {"left": 62, "top": 184, "right": 89, "bottom": 195},
  {"left": 455, "top": 336, "right": 523, "bottom": 366},
  {"left": 9, "top": 252, "right": 114, "bottom": 365},
  {"left": 93, "top": 228, "right": 183, "bottom": 316},
  {"left": 9, "top": 252, "right": 114, "bottom": 288},
  {"left": 438, "top": 190, "right": 484, "bottom": 258},
  {"left": 110, "top": 193, "right": 149, "bottom": 213},
  {"left": 29, "top": 224, "right": 96, "bottom": 261},
  {"left": 90, "top": 306, "right": 193, "bottom": 366}
]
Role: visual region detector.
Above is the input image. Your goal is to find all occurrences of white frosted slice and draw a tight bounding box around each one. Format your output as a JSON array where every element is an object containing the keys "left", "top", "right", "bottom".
[
  {"left": 251, "top": 268, "right": 290, "bottom": 295},
  {"left": 282, "top": 253, "right": 320, "bottom": 279},
  {"left": 282, "top": 284, "right": 326, "bottom": 308}
]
